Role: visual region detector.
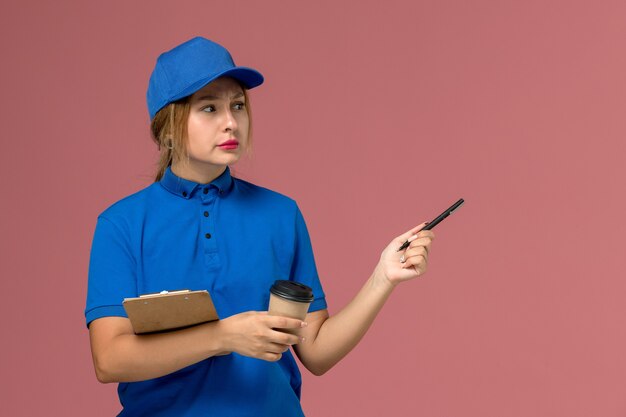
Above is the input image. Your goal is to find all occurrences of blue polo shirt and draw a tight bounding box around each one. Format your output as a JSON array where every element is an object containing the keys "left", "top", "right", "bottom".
[{"left": 85, "top": 166, "right": 327, "bottom": 417}]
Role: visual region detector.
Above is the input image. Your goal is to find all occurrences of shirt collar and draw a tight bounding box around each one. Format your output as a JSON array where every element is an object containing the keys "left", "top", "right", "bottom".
[{"left": 160, "top": 166, "right": 234, "bottom": 199}]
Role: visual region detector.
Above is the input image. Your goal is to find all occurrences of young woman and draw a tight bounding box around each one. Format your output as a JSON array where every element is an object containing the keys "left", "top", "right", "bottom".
[{"left": 85, "top": 36, "right": 435, "bottom": 416}]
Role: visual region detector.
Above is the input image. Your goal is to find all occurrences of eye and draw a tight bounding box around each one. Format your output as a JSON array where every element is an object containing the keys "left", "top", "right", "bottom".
[
  {"left": 233, "top": 102, "right": 246, "bottom": 111},
  {"left": 202, "top": 105, "right": 216, "bottom": 113}
]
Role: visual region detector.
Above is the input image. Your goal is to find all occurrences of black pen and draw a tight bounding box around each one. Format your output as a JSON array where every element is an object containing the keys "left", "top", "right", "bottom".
[{"left": 397, "top": 198, "right": 465, "bottom": 252}]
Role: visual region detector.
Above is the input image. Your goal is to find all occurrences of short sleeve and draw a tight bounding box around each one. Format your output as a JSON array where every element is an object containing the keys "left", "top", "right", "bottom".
[
  {"left": 84, "top": 215, "right": 138, "bottom": 327},
  {"left": 290, "top": 206, "right": 327, "bottom": 312}
]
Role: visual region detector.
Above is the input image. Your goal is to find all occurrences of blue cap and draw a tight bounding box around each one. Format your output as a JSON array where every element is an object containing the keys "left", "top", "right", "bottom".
[{"left": 146, "top": 37, "right": 264, "bottom": 120}]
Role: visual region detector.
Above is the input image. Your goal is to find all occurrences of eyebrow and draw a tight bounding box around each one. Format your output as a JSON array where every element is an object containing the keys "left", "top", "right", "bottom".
[{"left": 195, "top": 92, "right": 244, "bottom": 102}]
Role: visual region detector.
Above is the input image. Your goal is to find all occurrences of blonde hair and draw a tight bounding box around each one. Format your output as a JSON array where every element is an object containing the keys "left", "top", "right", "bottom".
[{"left": 149, "top": 85, "right": 253, "bottom": 182}]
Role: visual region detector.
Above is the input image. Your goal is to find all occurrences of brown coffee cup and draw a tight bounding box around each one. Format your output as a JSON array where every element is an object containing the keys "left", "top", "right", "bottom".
[{"left": 268, "top": 280, "right": 314, "bottom": 335}]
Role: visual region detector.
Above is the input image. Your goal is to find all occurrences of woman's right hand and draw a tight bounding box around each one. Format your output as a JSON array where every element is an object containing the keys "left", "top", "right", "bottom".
[{"left": 216, "top": 312, "right": 306, "bottom": 362}]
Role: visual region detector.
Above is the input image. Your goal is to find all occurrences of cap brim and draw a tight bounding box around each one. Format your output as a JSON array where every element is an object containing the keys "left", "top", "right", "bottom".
[{"left": 170, "top": 66, "right": 264, "bottom": 103}]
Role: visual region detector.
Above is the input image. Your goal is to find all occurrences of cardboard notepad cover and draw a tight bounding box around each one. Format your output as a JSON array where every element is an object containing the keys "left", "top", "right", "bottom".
[{"left": 123, "top": 290, "right": 219, "bottom": 334}]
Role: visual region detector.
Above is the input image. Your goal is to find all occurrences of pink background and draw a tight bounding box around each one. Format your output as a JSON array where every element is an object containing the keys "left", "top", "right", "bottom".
[{"left": 1, "top": 0, "right": 625, "bottom": 415}]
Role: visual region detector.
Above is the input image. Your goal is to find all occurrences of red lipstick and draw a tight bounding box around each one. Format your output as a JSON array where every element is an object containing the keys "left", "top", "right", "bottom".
[{"left": 218, "top": 139, "right": 239, "bottom": 150}]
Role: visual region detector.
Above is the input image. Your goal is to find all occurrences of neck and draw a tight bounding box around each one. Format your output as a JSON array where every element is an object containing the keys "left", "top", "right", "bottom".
[{"left": 171, "top": 160, "right": 227, "bottom": 184}]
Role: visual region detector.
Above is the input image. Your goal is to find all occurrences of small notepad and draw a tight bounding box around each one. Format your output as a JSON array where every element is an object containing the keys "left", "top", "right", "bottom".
[{"left": 123, "top": 289, "right": 219, "bottom": 334}]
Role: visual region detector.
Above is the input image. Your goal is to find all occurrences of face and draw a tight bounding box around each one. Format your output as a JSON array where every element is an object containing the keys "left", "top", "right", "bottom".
[{"left": 184, "top": 77, "right": 249, "bottom": 174}]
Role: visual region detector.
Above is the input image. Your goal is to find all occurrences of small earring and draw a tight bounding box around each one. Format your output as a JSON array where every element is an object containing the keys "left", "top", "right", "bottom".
[{"left": 164, "top": 137, "right": 174, "bottom": 150}]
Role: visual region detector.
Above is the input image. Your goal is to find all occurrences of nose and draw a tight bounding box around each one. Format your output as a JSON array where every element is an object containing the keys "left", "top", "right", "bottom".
[{"left": 223, "top": 108, "right": 237, "bottom": 132}]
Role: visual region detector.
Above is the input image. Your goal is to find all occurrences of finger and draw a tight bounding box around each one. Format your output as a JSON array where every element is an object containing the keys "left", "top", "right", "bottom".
[
  {"left": 403, "top": 260, "right": 427, "bottom": 276},
  {"left": 269, "top": 330, "right": 301, "bottom": 346},
  {"left": 413, "top": 264, "right": 426, "bottom": 276},
  {"left": 407, "top": 237, "right": 432, "bottom": 250},
  {"left": 400, "top": 246, "right": 428, "bottom": 263},
  {"left": 401, "top": 251, "right": 429, "bottom": 276},
  {"left": 265, "top": 315, "right": 307, "bottom": 329},
  {"left": 395, "top": 222, "right": 430, "bottom": 245},
  {"left": 411, "top": 231, "right": 435, "bottom": 243},
  {"left": 263, "top": 352, "right": 283, "bottom": 362},
  {"left": 402, "top": 253, "right": 427, "bottom": 268},
  {"left": 267, "top": 343, "right": 291, "bottom": 354},
  {"left": 404, "top": 247, "right": 428, "bottom": 261}
]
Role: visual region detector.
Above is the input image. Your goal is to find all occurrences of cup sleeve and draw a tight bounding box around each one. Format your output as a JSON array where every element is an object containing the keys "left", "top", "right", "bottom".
[
  {"left": 290, "top": 205, "right": 327, "bottom": 312},
  {"left": 84, "top": 215, "right": 137, "bottom": 328}
]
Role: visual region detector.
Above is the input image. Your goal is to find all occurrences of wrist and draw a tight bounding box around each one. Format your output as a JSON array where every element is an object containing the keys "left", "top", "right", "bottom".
[
  {"left": 206, "top": 320, "right": 230, "bottom": 356},
  {"left": 371, "top": 263, "right": 398, "bottom": 293}
]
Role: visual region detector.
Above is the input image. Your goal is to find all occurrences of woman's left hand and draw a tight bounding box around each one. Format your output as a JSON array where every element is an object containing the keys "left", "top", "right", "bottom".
[{"left": 375, "top": 222, "right": 435, "bottom": 288}]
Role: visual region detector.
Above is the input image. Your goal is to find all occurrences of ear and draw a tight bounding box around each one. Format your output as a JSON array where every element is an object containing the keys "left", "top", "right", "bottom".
[{"left": 163, "top": 134, "right": 175, "bottom": 150}]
